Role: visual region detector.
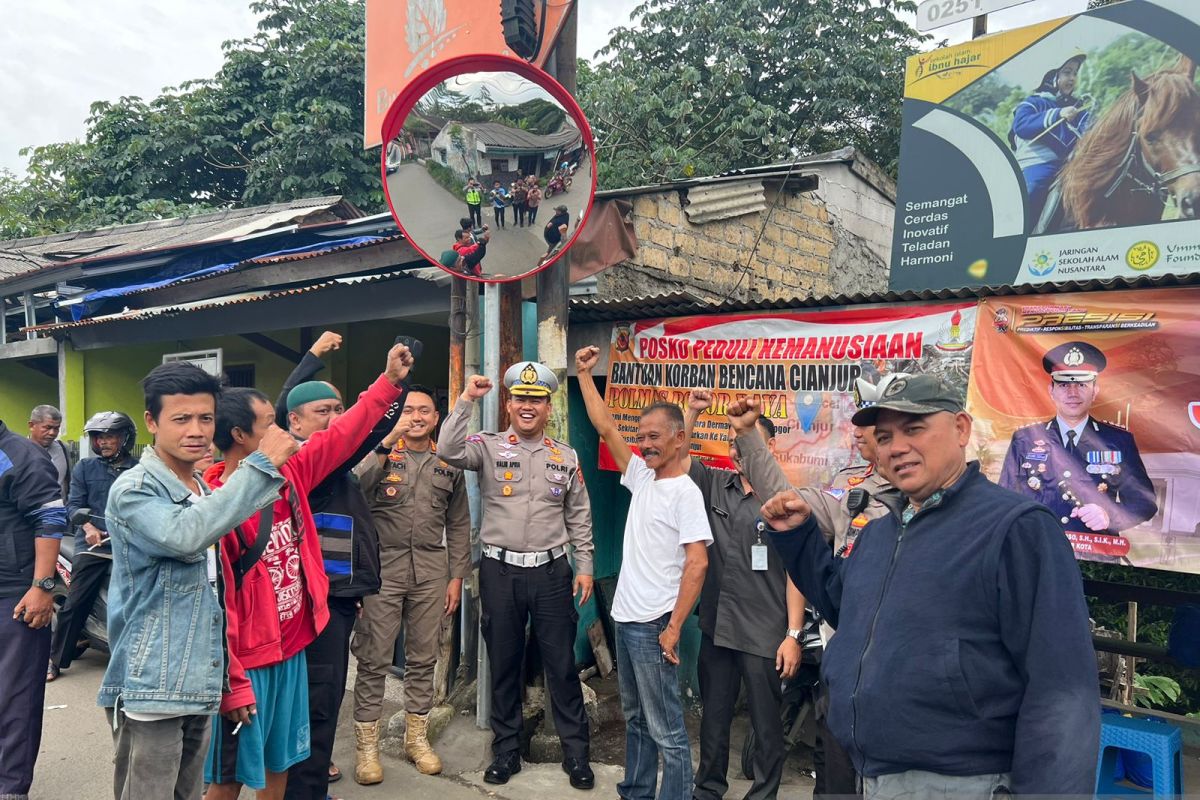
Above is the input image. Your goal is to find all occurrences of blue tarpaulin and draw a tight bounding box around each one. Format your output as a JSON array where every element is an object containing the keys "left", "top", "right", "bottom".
[{"left": 65, "top": 236, "right": 383, "bottom": 321}]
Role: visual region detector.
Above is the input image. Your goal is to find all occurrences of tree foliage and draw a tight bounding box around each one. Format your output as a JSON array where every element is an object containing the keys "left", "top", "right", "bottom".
[
  {"left": 412, "top": 83, "right": 566, "bottom": 135},
  {"left": 578, "top": 0, "right": 923, "bottom": 189},
  {"left": 1, "top": 0, "right": 379, "bottom": 238}
]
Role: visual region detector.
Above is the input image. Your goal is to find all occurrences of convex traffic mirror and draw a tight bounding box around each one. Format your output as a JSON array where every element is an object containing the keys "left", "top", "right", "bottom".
[{"left": 382, "top": 54, "right": 596, "bottom": 283}]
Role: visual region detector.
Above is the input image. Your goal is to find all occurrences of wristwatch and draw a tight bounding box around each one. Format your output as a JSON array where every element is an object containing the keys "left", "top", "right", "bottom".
[
  {"left": 374, "top": 444, "right": 392, "bottom": 455},
  {"left": 786, "top": 628, "right": 803, "bottom": 642},
  {"left": 32, "top": 576, "right": 55, "bottom": 592}
]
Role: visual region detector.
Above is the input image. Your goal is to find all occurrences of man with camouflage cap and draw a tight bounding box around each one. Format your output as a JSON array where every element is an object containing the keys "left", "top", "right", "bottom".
[
  {"left": 758, "top": 373, "right": 1098, "bottom": 798},
  {"left": 437, "top": 361, "right": 596, "bottom": 790}
]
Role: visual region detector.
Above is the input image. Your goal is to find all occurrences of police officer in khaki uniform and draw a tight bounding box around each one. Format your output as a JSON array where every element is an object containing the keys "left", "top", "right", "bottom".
[
  {"left": 351, "top": 386, "right": 471, "bottom": 783},
  {"left": 730, "top": 375, "right": 904, "bottom": 799},
  {"left": 437, "top": 362, "right": 596, "bottom": 790}
]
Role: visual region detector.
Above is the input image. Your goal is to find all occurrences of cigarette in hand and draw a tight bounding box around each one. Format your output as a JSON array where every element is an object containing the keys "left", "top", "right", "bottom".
[{"left": 232, "top": 721, "right": 243, "bottom": 736}]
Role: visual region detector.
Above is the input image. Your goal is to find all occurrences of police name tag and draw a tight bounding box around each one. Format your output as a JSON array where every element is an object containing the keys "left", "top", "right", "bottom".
[{"left": 751, "top": 544, "right": 769, "bottom": 571}]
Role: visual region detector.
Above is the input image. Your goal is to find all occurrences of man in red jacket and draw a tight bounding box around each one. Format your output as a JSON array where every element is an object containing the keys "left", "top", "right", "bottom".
[{"left": 203, "top": 343, "right": 412, "bottom": 800}]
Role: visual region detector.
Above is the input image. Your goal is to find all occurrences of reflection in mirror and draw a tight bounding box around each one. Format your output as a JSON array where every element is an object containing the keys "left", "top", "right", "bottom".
[{"left": 384, "top": 69, "right": 594, "bottom": 282}]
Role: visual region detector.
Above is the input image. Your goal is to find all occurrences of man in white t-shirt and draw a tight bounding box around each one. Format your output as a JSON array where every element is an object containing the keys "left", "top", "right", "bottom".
[{"left": 576, "top": 346, "right": 712, "bottom": 800}]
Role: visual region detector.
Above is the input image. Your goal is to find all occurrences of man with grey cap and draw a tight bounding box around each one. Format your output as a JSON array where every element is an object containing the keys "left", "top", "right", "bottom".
[
  {"left": 758, "top": 374, "right": 1099, "bottom": 798},
  {"left": 437, "top": 360, "right": 595, "bottom": 790}
]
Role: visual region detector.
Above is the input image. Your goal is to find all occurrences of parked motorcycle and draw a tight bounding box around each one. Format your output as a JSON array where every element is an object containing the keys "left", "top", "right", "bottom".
[
  {"left": 51, "top": 507, "right": 110, "bottom": 655},
  {"left": 545, "top": 174, "right": 568, "bottom": 198}
]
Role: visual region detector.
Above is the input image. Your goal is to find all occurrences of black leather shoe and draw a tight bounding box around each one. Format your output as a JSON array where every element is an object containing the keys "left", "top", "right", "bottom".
[
  {"left": 484, "top": 752, "right": 521, "bottom": 785},
  {"left": 562, "top": 757, "right": 595, "bottom": 790}
]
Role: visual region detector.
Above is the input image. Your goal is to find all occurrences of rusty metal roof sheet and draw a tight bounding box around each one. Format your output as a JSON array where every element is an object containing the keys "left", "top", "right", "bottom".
[
  {"left": 568, "top": 273, "right": 1200, "bottom": 322},
  {"left": 0, "top": 196, "right": 361, "bottom": 285}
]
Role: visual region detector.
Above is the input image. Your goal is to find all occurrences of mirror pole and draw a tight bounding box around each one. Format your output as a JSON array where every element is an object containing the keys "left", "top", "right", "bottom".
[
  {"left": 476, "top": 280, "right": 502, "bottom": 729},
  {"left": 537, "top": 0, "right": 577, "bottom": 443}
]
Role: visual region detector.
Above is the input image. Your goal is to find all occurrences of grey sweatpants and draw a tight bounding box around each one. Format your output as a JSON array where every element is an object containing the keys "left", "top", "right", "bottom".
[
  {"left": 104, "top": 710, "right": 210, "bottom": 800},
  {"left": 862, "top": 769, "right": 1012, "bottom": 799}
]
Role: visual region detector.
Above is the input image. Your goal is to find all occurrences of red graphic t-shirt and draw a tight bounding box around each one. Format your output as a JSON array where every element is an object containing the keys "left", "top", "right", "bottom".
[{"left": 261, "top": 507, "right": 311, "bottom": 656}]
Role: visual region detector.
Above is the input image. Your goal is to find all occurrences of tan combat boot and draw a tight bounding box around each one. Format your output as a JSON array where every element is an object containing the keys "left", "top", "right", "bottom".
[
  {"left": 354, "top": 720, "right": 384, "bottom": 785},
  {"left": 404, "top": 712, "right": 443, "bottom": 775}
]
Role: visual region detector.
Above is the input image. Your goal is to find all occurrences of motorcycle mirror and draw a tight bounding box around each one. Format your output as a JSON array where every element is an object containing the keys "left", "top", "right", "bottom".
[{"left": 381, "top": 54, "right": 597, "bottom": 284}]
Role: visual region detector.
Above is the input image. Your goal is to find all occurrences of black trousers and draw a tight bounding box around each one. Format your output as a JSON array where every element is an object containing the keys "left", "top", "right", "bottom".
[
  {"left": 467, "top": 203, "right": 482, "bottom": 227},
  {"left": 478, "top": 555, "right": 588, "bottom": 760},
  {"left": 493, "top": 206, "right": 506, "bottom": 227},
  {"left": 694, "top": 633, "right": 785, "bottom": 800},
  {"left": 284, "top": 596, "right": 359, "bottom": 800},
  {"left": 50, "top": 554, "right": 110, "bottom": 669},
  {"left": 0, "top": 595, "right": 51, "bottom": 797},
  {"left": 814, "top": 686, "right": 859, "bottom": 798}
]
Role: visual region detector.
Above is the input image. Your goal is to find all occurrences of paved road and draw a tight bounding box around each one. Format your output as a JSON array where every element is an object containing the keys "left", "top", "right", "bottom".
[
  {"left": 33, "top": 651, "right": 622, "bottom": 800},
  {"left": 385, "top": 161, "right": 592, "bottom": 280},
  {"left": 34, "top": 647, "right": 815, "bottom": 799}
]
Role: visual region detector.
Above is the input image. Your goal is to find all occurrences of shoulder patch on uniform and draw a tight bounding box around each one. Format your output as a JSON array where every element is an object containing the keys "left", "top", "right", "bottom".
[
  {"left": 466, "top": 434, "right": 483, "bottom": 443},
  {"left": 823, "top": 488, "right": 847, "bottom": 499}
]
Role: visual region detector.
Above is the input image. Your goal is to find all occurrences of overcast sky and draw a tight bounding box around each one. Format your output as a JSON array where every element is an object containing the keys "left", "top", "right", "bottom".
[{"left": 0, "top": 0, "right": 1088, "bottom": 176}]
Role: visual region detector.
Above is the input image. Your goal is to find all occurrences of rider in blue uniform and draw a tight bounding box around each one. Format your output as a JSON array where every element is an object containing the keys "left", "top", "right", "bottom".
[{"left": 1009, "top": 51, "right": 1093, "bottom": 227}]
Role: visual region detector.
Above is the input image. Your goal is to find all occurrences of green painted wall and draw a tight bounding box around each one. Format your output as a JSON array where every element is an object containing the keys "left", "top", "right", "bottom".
[
  {"left": 79, "top": 333, "right": 305, "bottom": 445},
  {"left": 0, "top": 360, "right": 57, "bottom": 433}
]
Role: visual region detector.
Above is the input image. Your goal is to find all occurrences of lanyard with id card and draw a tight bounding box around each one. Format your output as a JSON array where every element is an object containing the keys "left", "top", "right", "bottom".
[{"left": 752, "top": 521, "right": 769, "bottom": 571}]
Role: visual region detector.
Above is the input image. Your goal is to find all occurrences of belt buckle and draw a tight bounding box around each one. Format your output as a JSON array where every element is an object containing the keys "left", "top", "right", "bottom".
[{"left": 524, "top": 552, "right": 539, "bottom": 568}]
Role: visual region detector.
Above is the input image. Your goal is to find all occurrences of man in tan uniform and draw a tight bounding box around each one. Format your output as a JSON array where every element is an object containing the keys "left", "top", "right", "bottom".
[
  {"left": 437, "top": 362, "right": 596, "bottom": 790},
  {"left": 730, "top": 375, "right": 904, "bottom": 799},
  {"left": 351, "top": 386, "right": 471, "bottom": 783}
]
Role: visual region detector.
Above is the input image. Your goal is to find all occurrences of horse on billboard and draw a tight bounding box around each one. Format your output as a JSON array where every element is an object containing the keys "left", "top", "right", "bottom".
[{"left": 1037, "top": 56, "right": 1200, "bottom": 233}]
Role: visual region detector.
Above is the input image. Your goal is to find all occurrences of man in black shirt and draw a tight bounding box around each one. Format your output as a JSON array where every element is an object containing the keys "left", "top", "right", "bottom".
[
  {"left": 542, "top": 204, "right": 571, "bottom": 258},
  {"left": 683, "top": 390, "right": 807, "bottom": 800}
]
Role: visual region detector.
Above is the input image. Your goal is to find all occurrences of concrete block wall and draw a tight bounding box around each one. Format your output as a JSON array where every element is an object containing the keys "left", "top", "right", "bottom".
[{"left": 595, "top": 177, "right": 892, "bottom": 303}]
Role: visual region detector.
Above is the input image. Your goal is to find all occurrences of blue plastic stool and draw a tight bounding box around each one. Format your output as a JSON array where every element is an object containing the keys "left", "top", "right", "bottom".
[{"left": 1095, "top": 714, "right": 1183, "bottom": 797}]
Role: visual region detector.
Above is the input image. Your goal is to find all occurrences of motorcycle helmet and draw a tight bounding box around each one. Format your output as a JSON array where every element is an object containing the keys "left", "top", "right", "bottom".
[{"left": 83, "top": 411, "right": 136, "bottom": 459}]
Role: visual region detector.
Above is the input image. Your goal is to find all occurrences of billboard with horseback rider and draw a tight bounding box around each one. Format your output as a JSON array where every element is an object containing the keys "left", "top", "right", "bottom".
[{"left": 890, "top": 0, "right": 1200, "bottom": 291}]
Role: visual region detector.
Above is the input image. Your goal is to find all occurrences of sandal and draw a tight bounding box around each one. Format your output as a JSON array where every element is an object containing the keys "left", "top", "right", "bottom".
[
  {"left": 46, "top": 660, "right": 60, "bottom": 682},
  {"left": 327, "top": 762, "right": 341, "bottom": 783}
]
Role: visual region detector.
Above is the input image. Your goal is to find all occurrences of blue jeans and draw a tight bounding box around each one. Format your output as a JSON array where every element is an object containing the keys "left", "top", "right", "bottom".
[{"left": 615, "top": 615, "right": 692, "bottom": 800}]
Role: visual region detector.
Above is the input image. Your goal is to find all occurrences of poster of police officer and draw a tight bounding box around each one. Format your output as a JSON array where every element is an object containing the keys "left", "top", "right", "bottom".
[{"left": 967, "top": 287, "right": 1200, "bottom": 572}]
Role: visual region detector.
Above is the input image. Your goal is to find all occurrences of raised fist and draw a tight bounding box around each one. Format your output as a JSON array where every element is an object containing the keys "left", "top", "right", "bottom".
[
  {"left": 760, "top": 490, "right": 812, "bottom": 532},
  {"left": 726, "top": 396, "right": 762, "bottom": 433},
  {"left": 688, "top": 389, "right": 713, "bottom": 413},
  {"left": 310, "top": 331, "right": 342, "bottom": 357},
  {"left": 462, "top": 375, "right": 493, "bottom": 402},
  {"left": 385, "top": 343, "right": 414, "bottom": 384},
  {"left": 257, "top": 424, "right": 300, "bottom": 468},
  {"left": 575, "top": 346, "right": 601, "bottom": 375}
]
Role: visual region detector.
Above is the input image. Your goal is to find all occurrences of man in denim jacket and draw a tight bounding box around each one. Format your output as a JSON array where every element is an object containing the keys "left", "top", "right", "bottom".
[{"left": 98, "top": 363, "right": 299, "bottom": 800}]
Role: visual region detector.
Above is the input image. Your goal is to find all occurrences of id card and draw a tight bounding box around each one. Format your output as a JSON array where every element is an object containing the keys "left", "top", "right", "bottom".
[{"left": 751, "top": 544, "right": 769, "bottom": 571}]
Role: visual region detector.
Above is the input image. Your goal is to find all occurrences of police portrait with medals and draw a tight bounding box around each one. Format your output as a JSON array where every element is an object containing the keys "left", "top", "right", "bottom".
[{"left": 999, "top": 341, "right": 1157, "bottom": 561}]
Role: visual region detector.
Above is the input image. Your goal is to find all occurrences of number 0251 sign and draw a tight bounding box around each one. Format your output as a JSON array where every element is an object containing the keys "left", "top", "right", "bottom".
[{"left": 915, "top": 0, "right": 1034, "bottom": 32}]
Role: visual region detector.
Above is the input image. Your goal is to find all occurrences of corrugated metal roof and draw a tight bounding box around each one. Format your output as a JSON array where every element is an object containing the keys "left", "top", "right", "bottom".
[
  {"left": 568, "top": 273, "right": 1200, "bottom": 322},
  {"left": 22, "top": 267, "right": 447, "bottom": 336},
  {"left": 683, "top": 179, "right": 768, "bottom": 224},
  {"left": 460, "top": 121, "right": 581, "bottom": 151},
  {"left": 0, "top": 196, "right": 361, "bottom": 285}
]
